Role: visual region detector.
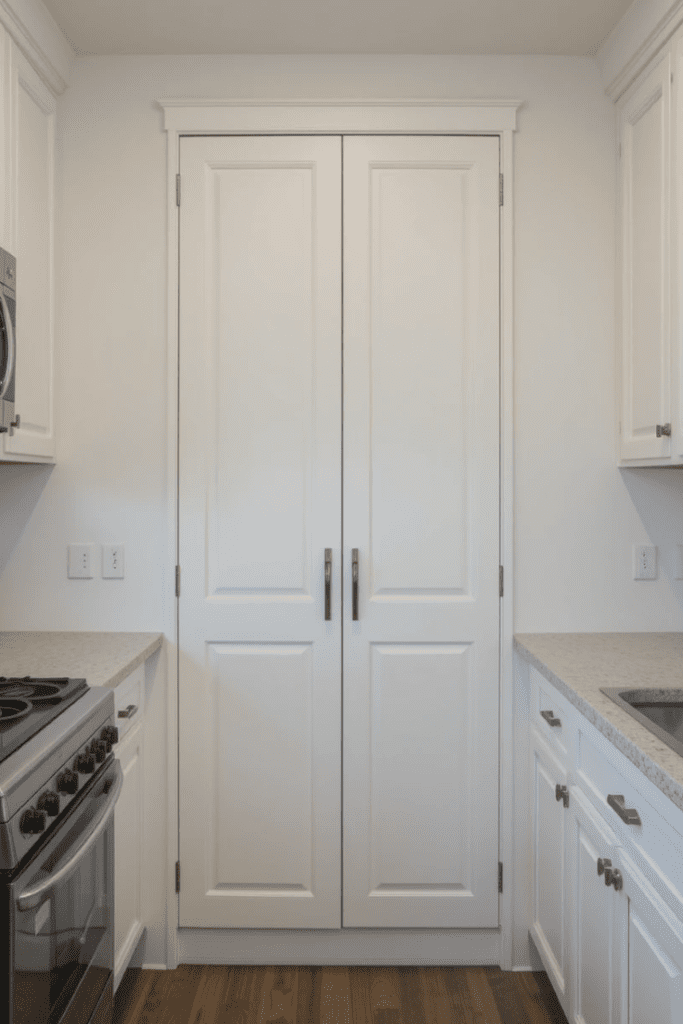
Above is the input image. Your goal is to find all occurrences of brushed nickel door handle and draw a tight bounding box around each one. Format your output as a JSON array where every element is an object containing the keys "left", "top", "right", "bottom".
[
  {"left": 324, "top": 549, "right": 332, "bottom": 621},
  {"left": 352, "top": 549, "right": 359, "bottom": 621}
]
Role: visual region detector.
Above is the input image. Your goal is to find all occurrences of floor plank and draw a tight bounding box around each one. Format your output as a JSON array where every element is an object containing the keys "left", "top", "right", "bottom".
[{"left": 113, "top": 966, "right": 568, "bottom": 1024}]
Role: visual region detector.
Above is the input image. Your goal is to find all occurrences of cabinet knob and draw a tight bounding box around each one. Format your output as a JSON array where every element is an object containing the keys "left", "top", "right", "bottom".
[{"left": 555, "top": 784, "right": 569, "bottom": 808}]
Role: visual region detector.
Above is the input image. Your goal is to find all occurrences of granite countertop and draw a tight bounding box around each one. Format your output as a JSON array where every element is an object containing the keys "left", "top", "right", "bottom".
[
  {"left": 514, "top": 633, "right": 683, "bottom": 813},
  {"left": 0, "top": 631, "right": 163, "bottom": 690}
]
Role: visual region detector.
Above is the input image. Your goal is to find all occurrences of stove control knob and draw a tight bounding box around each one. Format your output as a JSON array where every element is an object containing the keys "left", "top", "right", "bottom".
[
  {"left": 101, "top": 725, "right": 119, "bottom": 746},
  {"left": 74, "top": 752, "right": 95, "bottom": 775},
  {"left": 57, "top": 769, "right": 79, "bottom": 794},
  {"left": 20, "top": 807, "right": 46, "bottom": 834},
  {"left": 90, "top": 739, "right": 107, "bottom": 763},
  {"left": 37, "top": 791, "right": 60, "bottom": 817}
]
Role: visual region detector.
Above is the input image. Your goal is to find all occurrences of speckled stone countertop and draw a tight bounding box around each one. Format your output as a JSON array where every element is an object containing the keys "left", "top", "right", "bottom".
[
  {"left": 514, "top": 633, "right": 683, "bottom": 813},
  {"left": 0, "top": 632, "right": 163, "bottom": 690}
]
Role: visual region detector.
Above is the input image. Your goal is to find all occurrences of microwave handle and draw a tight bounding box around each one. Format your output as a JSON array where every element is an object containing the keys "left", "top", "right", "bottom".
[{"left": 17, "top": 760, "right": 123, "bottom": 911}]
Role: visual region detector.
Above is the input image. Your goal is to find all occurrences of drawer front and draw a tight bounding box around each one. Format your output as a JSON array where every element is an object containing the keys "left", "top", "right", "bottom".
[
  {"left": 114, "top": 665, "right": 144, "bottom": 740},
  {"left": 530, "top": 666, "right": 573, "bottom": 761},
  {"left": 576, "top": 725, "right": 683, "bottom": 913}
]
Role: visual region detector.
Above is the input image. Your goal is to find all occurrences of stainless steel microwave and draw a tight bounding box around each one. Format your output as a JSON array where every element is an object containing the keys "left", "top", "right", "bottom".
[{"left": 0, "top": 247, "right": 16, "bottom": 435}]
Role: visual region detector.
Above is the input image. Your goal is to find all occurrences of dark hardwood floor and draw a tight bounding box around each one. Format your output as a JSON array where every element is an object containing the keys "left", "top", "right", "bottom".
[{"left": 113, "top": 965, "right": 568, "bottom": 1024}]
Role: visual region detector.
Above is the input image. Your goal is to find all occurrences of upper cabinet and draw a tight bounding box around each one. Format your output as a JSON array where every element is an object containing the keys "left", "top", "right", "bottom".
[
  {"left": 617, "top": 22, "right": 683, "bottom": 466},
  {"left": 0, "top": 28, "right": 56, "bottom": 462}
]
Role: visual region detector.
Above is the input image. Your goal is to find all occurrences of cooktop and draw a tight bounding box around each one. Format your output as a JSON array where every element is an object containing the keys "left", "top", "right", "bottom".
[{"left": 0, "top": 676, "right": 88, "bottom": 763}]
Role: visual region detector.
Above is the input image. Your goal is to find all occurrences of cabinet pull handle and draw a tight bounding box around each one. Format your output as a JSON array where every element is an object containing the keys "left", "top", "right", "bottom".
[
  {"left": 352, "top": 549, "right": 359, "bottom": 620},
  {"left": 597, "top": 857, "right": 612, "bottom": 878},
  {"left": 555, "top": 784, "right": 569, "bottom": 808},
  {"left": 607, "top": 793, "right": 642, "bottom": 826},
  {"left": 656, "top": 423, "right": 671, "bottom": 437},
  {"left": 8, "top": 413, "right": 19, "bottom": 436},
  {"left": 324, "top": 549, "right": 332, "bottom": 621},
  {"left": 118, "top": 704, "right": 138, "bottom": 720},
  {"left": 609, "top": 869, "right": 623, "bottom": 891},
  {"left": 540, "top": 709, "right": 561, "bottom": 727}
]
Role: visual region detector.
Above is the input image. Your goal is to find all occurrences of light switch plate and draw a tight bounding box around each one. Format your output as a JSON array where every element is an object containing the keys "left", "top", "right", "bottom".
[
  {"left": 68, "top": 544, "right": 94, "bottom": 579},
  {"left": 633, "top": 544, "right": 657, "bottom": 580},
  {"left": 102, "top": 544, "right": 124, "bottom": 579}
]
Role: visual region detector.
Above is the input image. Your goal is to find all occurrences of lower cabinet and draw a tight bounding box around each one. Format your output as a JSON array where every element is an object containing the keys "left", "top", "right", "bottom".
[{"left": 114, "top": 717, "right": 145, "bottom": 992}]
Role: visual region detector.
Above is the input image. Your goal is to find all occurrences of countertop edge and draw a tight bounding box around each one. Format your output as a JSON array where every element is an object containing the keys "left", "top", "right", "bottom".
[
  {"left": 101, "top": 633, "right": 164, "bottom": 689},
  {"left": 513, "top": 635, "right": 683, "bottom": 815}
]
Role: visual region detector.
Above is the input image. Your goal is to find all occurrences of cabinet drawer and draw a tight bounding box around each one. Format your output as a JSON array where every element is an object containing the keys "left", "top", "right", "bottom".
[
  {"left": 530, "top": 667, "right": 574, "bottom": 761},
  {"left": 114, "top": 665, "right": 144, "bottom": 741},
  {"left": 576, "top": 725, "right": 683, "bottom": 913}
]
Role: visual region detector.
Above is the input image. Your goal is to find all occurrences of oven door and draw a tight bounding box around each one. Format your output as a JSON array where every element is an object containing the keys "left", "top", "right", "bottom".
[{"left": 9, "top": 758, "right": 122, "bottom": 1024}]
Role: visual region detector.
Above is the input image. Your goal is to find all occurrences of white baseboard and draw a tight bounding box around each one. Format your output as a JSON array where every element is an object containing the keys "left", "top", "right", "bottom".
[
  {"left": 177, "top": 928, "right": 501, "bottom": 966},
  {"left": 141, "top": 963, "right": 169, "bottom": 971}
]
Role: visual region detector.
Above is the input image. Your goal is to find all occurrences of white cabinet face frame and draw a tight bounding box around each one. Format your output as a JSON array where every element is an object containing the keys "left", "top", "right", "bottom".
[{"left": 161, "top": 100, "right": 518, "bottom": 969}]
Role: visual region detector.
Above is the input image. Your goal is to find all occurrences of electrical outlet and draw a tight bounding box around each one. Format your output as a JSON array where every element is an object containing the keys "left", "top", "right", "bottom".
[
  {"left": 102, "top": 544, "right": 124, "bottom": 579},
  {"left": 68, "top": 544, "right": 94, "bottom": 579},
  {"left": 633, "top": 545, "right": 657, "bottom": 580}
]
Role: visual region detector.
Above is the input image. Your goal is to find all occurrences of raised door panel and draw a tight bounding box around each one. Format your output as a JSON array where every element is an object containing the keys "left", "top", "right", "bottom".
[
  {"left": 2, "top": 50, "right": 55, "bottom": 460},
  {"left": 569, "top": 788, "right": 622, "bottom": 1024},
  {"left": 530, "top": 736, "right": 570, "bottom": 1015},
  {"left": 343, "top": 136, "right": 500, "bottom": 927},
  {"left": 619, "top": 851, "right": 683, "bottom": 1024},
  {"left": 619, "top": 54, "right": 671, "bottom": 462},
  {"left": 114, "top": 721, "right": 144, "bottom": 992},
  {"left": 178, "top": 136, "right": 342, "bottom": 928}
]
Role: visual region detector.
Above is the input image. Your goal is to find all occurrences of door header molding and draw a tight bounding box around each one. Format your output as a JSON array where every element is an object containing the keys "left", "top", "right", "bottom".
[{"left": 158, "top": 98, "right": 521, "bottom": 134}]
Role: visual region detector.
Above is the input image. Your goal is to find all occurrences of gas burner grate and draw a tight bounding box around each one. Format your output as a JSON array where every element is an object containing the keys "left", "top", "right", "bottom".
[{"left": 0, "top": 699, "right": 31, "bottom": 722}]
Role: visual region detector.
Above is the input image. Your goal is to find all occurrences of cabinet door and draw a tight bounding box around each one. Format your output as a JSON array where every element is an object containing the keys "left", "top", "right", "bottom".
[
  {"left": 619, "top": 54, "right": 671, "bottom": 461},
  {"left": 342, "top": 135, "right": 500, "bottom": 928},
  {"left": 618, "top": 851, "right": 683, "bottom": 1024},
  {"left": 530, "top": 734, "right": 570, "bottom": 1015},
  {"left": 2, "top": 49, "right": 55, "bottom": 460},
  {"left": 569, "top": 787, "right": 622, "bottom": 1024},
  {"left": 114, "top": 720, "right": 144, "bottom": 992}
]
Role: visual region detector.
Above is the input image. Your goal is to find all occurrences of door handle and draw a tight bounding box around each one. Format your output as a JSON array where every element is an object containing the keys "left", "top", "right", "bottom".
[
  {"left": 352, "top": 549, "right": 359, "bottom": 620},
  {"left": 324, "top": 549, "right": 332, "bottom": 621}
]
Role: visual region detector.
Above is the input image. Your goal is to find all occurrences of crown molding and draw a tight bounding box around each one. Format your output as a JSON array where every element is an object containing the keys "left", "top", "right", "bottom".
[
  {"left": 0, "top": 0, "right": 73, "bottom": 96},
  {"left": 159, "top": 98, "right": 521, "bottom": 134},
  {"left": 598, "top": 0, "right": 683, "bottom": 101}
]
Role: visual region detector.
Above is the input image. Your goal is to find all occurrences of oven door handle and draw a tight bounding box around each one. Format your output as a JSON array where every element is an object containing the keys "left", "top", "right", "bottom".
[{"left": 17, "top": 760, "right": 123, "bottom": 912}]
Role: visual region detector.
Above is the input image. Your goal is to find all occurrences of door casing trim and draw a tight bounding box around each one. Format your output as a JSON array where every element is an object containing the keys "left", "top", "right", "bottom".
[{"left": 161, "top": 100, "right": 519, "bottom": 971}]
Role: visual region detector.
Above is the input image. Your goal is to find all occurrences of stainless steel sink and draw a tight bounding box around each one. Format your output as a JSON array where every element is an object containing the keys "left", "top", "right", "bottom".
[{"left": 601, "top": 688, "right": 683, "bottom": 759}]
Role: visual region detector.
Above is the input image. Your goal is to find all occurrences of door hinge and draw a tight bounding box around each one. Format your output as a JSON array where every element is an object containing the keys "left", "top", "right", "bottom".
[
  {"left": 499, "top": 173, "right": 504, "bottom": 206},
  {"left": 175, "top": 861, "right": 181, "bottom": 893},
  {"left": 499, "top": 565, "right": 504, "bottom": 597},
  {"left": 176, "top": 173, "right": 181, "bottom": 207},
  {"left": 175, "top": 565, "right": 180, "bottom": 598},
  {"left": 498, "top": 862, "right": 503, "bottom": 893}
]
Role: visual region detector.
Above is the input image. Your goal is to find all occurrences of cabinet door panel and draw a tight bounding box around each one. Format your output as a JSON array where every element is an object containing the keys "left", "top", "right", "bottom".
[
  {"left": 619, "top": 853, "right": 683, "bottom": 1024},
  {"left": 569, "top": 788, "right": 621, "bottom": 1024},
  {"left": 114, "top": 721, "right": 144, "bottom": 991},
  {"left": 530, "top": 736, "right": 569, "bottom": 1013},
  {"left": 619, "top": 54, "right": 671, "bottom": 461},
  {"left": 4, "top": 50, "right": 55, "bottom": 459}
]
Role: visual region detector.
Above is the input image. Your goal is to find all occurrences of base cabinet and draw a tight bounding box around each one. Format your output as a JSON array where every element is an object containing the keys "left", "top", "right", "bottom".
[{"left": 113, "top": 715, "right": 145, "bottom": 991}]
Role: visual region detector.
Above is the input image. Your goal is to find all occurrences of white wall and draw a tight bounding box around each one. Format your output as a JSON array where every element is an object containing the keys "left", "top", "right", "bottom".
[{"left": 0, "top": 53, "right": 681, "bottom": 634}]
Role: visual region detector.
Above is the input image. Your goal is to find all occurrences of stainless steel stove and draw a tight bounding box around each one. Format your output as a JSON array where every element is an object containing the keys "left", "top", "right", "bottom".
[{"left": 0, "top": 675, "right": 121, "bottom": 1024}]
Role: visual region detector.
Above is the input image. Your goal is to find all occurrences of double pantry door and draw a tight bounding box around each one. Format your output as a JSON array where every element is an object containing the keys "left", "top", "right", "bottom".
[{"left": 177, "top": 134, "right": 501, "bottom": 930}]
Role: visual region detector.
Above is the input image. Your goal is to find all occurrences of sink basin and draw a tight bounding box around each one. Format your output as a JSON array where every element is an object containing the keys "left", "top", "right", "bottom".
[{"left": 601, "top": 688, "right": 683, "bottom": 759}]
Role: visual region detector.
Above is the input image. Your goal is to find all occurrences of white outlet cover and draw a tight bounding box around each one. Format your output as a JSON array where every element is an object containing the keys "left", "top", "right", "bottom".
[
  {"left": 102, "top": 544, "right": 125, "bottom": 579},
  {"left": 68, "top": 544, "right": 94, "bottom": 579},
  {"left": 633, "top": 544, "right": 657, "bottom": 580}
]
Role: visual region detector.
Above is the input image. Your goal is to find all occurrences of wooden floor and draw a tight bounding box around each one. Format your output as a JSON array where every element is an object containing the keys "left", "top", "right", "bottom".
[{"left": 113, "top": 966, "right": 568, "bottom": 1024}]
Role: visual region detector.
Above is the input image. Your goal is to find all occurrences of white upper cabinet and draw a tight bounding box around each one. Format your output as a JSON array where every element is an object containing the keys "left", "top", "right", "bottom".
[{"left": 0, "top": 35, "right": 56, "bottom": 462}]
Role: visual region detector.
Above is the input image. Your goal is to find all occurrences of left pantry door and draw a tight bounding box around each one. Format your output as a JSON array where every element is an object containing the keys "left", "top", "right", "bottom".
[{"left": 178, "top": 136, "right": 342, "bottom": 928}]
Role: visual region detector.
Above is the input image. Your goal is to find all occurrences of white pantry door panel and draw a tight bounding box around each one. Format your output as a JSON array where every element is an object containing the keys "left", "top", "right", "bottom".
[
  {"left": 342, "top": 136, "right": 500, "bottom": 927},
  {"left": 178, "top": 136, "right": 342, "bottom": 928}
]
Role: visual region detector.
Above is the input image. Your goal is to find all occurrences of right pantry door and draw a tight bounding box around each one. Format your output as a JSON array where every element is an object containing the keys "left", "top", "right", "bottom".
[{"left": 342, "top": 136, "right": 501, "bottom": 927}]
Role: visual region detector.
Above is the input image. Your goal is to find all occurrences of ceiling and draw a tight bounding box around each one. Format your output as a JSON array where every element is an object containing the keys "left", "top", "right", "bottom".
[{"left": 41, "top": 0, "right": 634, "bottom": 56}]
